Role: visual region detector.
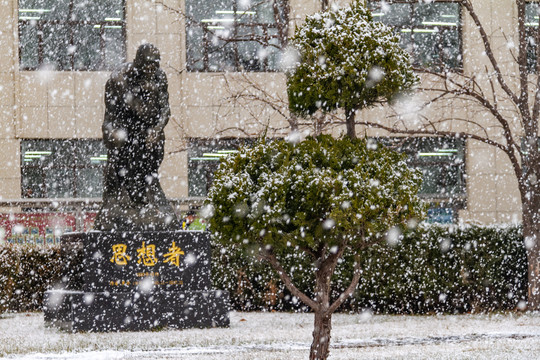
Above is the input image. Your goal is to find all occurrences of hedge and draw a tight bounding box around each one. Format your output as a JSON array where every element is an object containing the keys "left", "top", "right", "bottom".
[
  {"left": 212, "top": 224, "right": 527, "bottom": 313},
  {"left": 0, "top": 244, "right": 63, "bottom": 313},
  {"left": 0, "top": 225, "right": 528, "bottom": 314}
]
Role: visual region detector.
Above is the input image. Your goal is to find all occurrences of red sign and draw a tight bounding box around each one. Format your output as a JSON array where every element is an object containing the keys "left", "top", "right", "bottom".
[{"left": 0, "top": 212, "right": 96, "bottom": 245}]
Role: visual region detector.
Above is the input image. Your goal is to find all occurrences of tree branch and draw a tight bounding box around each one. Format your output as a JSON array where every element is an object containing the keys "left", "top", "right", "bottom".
[
  {"left": 327, "top": 255, "right": 362, "bottom": 315},
  {"left": 260, "top": 249, "right": 319, "bottom": 311},
  {"left": 462, "top": 0, "right": 520, "bottom": 107}
]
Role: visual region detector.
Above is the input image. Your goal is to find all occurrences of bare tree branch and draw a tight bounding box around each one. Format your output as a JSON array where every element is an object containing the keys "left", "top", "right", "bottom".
[
  {"left": 462, "top": 0, "right": 521, "bottom": 107},
  {"left": 260, "top": 249, "right": 320, "bottom": 311},
  {"left": 327, "top": 256, "right": 362, "bottom": 315}
]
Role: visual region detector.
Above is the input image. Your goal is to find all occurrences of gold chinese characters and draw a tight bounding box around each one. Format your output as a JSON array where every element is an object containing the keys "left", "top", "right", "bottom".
[{"left": 110, "top": 241, "right": 186, "bottom": 266}]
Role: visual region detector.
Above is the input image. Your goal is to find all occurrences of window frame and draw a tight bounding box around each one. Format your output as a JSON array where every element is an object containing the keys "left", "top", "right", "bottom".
[
  {"left": 368, "top": 0, "right": 463, "bottom": 72},
  {"left": 526, "top": 1, "right": 540, "bottom": 72},
  {"left": 21, "top": 139, "right": 107, "bottom": 199},
  {"left": 375, "top": 136, "right": 467, "bottom": 219},
  {"left": 185, "top": 0, "right": 289, "bottom": 72},
  {"left": 187, "top": 138, "right": 254, "bottom": 196},
  {"left": 18, "top": 0, "right": 127, "bottom": 71}
]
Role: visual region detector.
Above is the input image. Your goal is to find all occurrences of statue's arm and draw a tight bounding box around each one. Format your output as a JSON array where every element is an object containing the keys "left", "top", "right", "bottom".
[
  {"left": 155, "top": 70, "right": 170, "bottom": 133},
  {"left": 102, "top": 77, "right": 125, "bottom": 149}
]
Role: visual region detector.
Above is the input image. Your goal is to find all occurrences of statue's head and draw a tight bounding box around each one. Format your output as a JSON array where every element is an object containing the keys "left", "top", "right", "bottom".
[{"left": 133, "top": 43, "right": 161, "bottom": 78}]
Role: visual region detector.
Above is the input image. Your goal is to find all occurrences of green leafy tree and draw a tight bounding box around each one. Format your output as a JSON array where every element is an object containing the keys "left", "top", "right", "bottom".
[
  {"left": 207, "top": 135, "right": 424, "bottom": 360},
  {"left": 287, "top": 0, "right": 417, "bottom": 139}
]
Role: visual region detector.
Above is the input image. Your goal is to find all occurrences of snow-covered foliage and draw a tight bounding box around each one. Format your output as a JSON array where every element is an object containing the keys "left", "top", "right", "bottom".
[
  {"left": 207, "top": 135, "right": 424, "bottom": 358},
  {"left": 287, "top": 0, "right": 417, "bottom": 117},
  {"left": 0, "top": 244, "right": 62, "bottom": 313},
  {"left": 207, "top": 135, "right": 424, "bottom": 252}
]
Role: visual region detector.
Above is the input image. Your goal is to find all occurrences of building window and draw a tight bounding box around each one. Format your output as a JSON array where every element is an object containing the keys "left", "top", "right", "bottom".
[
  {"left": 368, "top": 1, "right": 462, "bottom": 71},
  {"left": 18, "top": 0, "right": 126, "bottom": 71},
  {"left": 527, "top": 2, "right": 540, "bottom": 72},
  {"left": 21, "top": 139, "right": 107, "bottom": 198},
  {"left": 377, "top": 137, "right": 466, "bottom": 223},
  {"left": 188, "top": 138, "right": 252, "bottom": 196},
  {"left": 185, "top": 0, "right": 288, "bottom": 72}
]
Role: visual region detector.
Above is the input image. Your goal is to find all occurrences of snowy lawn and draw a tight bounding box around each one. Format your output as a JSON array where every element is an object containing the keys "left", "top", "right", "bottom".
[{"left": 1, "top": 311, "right": 540, "bottom": 359}]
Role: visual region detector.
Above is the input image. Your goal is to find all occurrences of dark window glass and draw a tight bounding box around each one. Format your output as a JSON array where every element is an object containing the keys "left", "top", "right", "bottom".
[
  {"left": 188, "top": 138, "right": 253, "bottom": 196},
  {"left": 18, "top": 0, "right": 126, "bottom": 71},
  {"left": 379, "top": 137, "right": 466, "bottom": 198},
  {"left": 369, "top": 1, "right": 462, "bottom": 71},
  {"left": 377, "top": 137, "right": 466, "bottom": 223},
  {"left": 526, "top": 2, "right": 539, "bottom": 72},
  {"left": 185, "top": 0, "right": 288, "bottom": 72},
  {"left": 21, "top": 139, "right": 107, "bottom": 198}
]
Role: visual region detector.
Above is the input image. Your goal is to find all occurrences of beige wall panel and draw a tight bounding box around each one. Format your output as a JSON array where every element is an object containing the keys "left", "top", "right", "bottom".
[
  {"left": 467, "top": 173, "right": 498, "bottom": 213},
  {"left": 207, "top": 76, "right": 233, "bottom": 106},
  {"left": 161, "top": 146, "right": 187, "bottom": 178},
  {"left": 161, "top": 175, "right": 188, "bottom": 198},
  {"left": 74, "top": 72, "right": 108, "bottom": 107},
  {"left": 130, "top": 0, "right": 157, "bottom": 35},
  {"left": 495, "top": 148, "right": 517, "bottom": 176},
  {"left": 267, "top": 111, "right": 293, "bottom": 137},
  {"left": 490, "top": 35, "right": 519, "bottom": 81},
  {"left": 213, "top": 105, "right": 272, "bottom": 137},
  {"left": 165, "top": 72, "right": 183, "bottom": 107},
  {"left": 47, "top": 73, "right": 75, "bottom": 107},
  {"left": 18, "top": 73, "right": 48, "bottom": 107},
  {"left": 157, "top": 33, "right": 183, "bottom": 70},
  {"left": 0, "top": 72, "right": 14, "bottom": 106},
  {"left": 161, "top": 140, "right": 188, "bottom": 197},
  {"left": 74, "top": 106, "right": 103, "bottom": 138},
  {"left": 495, "top": 173, "right": 521, "bottom": 213},
  {"left": 469, "top": 0, "right": 494, "bottom": 36},
  {"left": 165, "top": 108, "right": 185, "bottom": 141},
  {"left": 290, "top": 0, "right": 320, "bottom": 26},
  {"left": 0, "top": 139, "right": 20, "bottom": 174},
  {"left": 17, "top": 107, "right": 47, "bottom": 138},
  {"left": 0, "top": 106, "right": 15, "bottom": 139},
  {"left": 0, "top": 37, "right": 15, "bottom": 73},
  {"left": 458, "top": 209, "right": 497, "bottom": 225},
  {"left": 184, "top": 106, "right": 216, "bottom": 137},
  {"left": 468, "top": 145, "right": 497, "bottom": 175},
  {"left": 448, "top": 98, "right": 474, "bottom": 133},
  {"left": 0, "top": 0, "right": 15, "bottom": 73},
  {"left": 490, "top": 0, "right": 517, "bottom": 41},
  {"left": 48, "top": 106, "right": 76, "bottom": 138},
  {"left": 225, "top": 72, "right": 287, "bottom": 97},
  {"left": 0, "top": 177, "right": 21, "bottom": 199},
  {"left": 156, "top": 3, "right": 182, "bottom": 34},
  {"left": 183, "top": 74, "right": 219, "bottom": 106},
  {"left": 462, "top": 17, "right": 492, "bottom": 76}
]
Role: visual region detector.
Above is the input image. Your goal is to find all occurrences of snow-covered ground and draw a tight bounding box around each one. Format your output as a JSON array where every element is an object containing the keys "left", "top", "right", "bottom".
[{"left": 2, "top": 311, "right": 540, "bottom": 359}]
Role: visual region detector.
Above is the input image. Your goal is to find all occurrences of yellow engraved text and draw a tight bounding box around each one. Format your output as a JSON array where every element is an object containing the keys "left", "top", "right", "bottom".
[
  {"left": 137, "top": 241, "right": 158, "bottom": 266},
  {"left": 110, "top": 244, "right": 131, "bottom": 265},
  {"left": 163, "top": 241, "right": 185, "bottom": 267}
]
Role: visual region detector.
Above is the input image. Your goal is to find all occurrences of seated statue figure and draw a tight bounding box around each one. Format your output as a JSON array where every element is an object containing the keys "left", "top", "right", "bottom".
[{"left": 94, "top": 43, "right": 180, "bottom": 231}]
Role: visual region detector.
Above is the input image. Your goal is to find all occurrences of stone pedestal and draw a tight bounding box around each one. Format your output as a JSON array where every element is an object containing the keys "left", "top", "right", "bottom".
[{"left": 44, "top": 231, "right": 229, "bottom": 332}]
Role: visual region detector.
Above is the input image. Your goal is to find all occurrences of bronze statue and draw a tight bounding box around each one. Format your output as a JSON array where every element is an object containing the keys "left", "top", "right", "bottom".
[{"left": 94, "top": 44, "right": 180, "bottom": 231}]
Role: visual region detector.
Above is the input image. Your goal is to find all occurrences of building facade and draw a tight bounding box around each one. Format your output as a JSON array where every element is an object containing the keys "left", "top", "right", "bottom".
[{"left": 0, "top": 0, "right": 530, "bottom": 235}]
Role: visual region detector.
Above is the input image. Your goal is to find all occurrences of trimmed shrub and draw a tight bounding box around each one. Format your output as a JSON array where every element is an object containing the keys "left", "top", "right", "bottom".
[
  {"left": 0, "top": 244, "right": 62, "bottom": 313},
  {"left": 212, "top": 224, "right": 527, "bottom": 313}
]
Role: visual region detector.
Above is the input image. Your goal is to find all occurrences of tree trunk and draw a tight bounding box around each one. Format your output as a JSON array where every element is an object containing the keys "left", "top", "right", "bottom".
[
  {"left": 309, "top": 259, "right": 334, "bottom": 360},
  {"left": 310, "top": 311, "right": 332, "bottom": 360},
  {"left": 523, "top": 197, "right": 540, "bottom": 309},
  {"left": 345, "top": 108, "right": 356, "bottom": 139}
]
